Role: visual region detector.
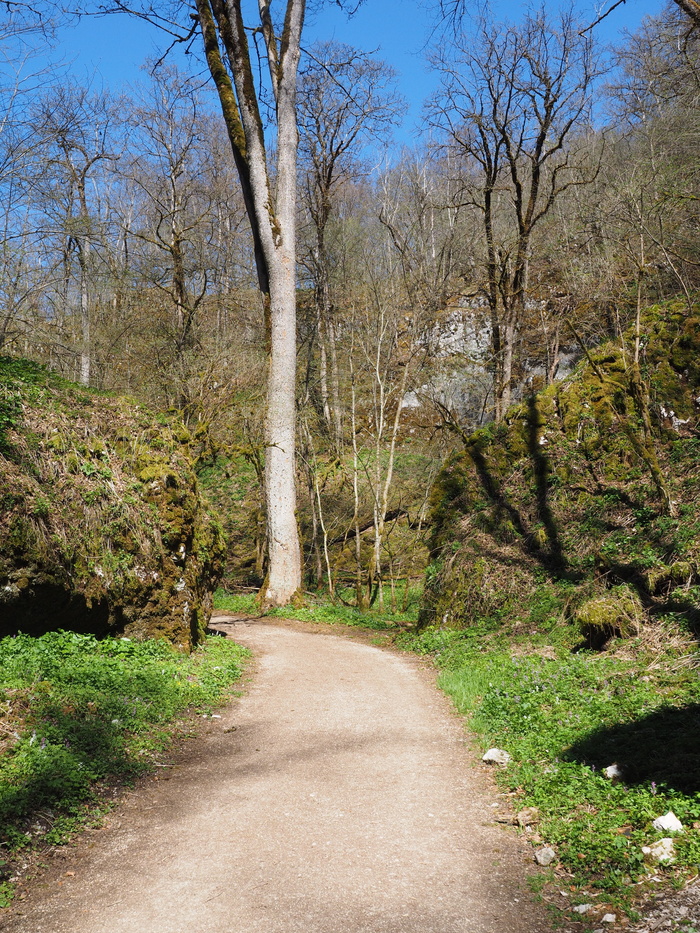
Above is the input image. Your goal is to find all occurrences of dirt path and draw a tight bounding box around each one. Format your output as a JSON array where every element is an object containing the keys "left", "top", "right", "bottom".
[{"left": 1, "top": 619, "right": 554, "bottom": 933}]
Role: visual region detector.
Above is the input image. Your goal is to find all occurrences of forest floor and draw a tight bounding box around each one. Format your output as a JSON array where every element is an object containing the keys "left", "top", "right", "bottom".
[{"left": 0, "top": 615, "right": 555, "bottom": 933}]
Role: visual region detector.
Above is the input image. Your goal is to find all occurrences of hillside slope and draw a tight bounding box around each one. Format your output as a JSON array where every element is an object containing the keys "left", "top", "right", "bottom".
[
  {"left": 422, "top": 299, "right": 700, "bottom": 640},
  {"left": 0, "top": 358, "right": 224, "bottom": 646}
]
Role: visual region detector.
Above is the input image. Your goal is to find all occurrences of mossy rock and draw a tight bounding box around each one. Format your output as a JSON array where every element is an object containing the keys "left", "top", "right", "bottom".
[
  {"left": 0, "top": 357, "right": 226, "bottom": 648},
  {"left": 574, "top": 586, "right": 644, "bottom": 647},
  {"left": 422, "top": 299, "right": 700, "bottom": 636},
  {"left": 644, "top": 561, "right": 697, "bottom": 596}
]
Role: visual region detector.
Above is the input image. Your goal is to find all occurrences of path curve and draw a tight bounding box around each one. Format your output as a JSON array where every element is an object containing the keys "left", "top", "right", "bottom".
[{"left": 1, "top": 620, "right": 553, "bottom": 933}]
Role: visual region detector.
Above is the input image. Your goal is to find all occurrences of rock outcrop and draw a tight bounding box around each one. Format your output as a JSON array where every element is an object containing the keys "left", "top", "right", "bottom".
[
  {"left": 421, "top": 300, "right": 700, "bottom": 637},
  {"left": 0, "top": 358, "right": 224, "bottom": 647}
]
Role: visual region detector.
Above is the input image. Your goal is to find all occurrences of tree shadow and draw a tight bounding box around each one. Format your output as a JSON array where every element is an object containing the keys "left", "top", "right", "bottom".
[
  {"left": 564, "top": 704, "right": 700, "bottom": 794},
  {"left": 525, "top": 394, "right": 566, "bottom": 574},
  {"left": 0, "top": 709, "right": 137, "bottom": 836},
  {"left": 651, "top": 597, "right": 700, "bottom": 637},
  {"left": 465, "top": 394, "right": 569, "bottom": 579}
]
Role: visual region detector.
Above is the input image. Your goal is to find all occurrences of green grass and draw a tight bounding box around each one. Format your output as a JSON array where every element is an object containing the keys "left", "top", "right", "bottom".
[
  {"left": 0, "top": 630, "right": 248, "bottom": 896},
  {"left": 213, "top": 585, "right": 422, "bottom": 630},
  {"left": 398, "top": 621, "right": 700, "bottom": 919}
]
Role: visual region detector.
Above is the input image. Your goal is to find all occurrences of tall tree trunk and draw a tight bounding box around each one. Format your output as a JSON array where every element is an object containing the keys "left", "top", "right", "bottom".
[
  {"left": 314, "top": 235, "right": 342, "bottom": 451},
  {"left": 264, "top": 252, "right": 302, "bottom": 603},
  {"left": 301, "top": 418, "right": 324, "bottom": 588},
  {"left": 195, "top": 0, "right": 305, "bottom": 605},
  {"left": 349, "top": 334, "right": 368, "bottom": 610},
  {"left": 500, "top": 315, "right": 516, "bottom": 415},
  {"left": 317, "top": 304, "right": 332, "bottom": 428},
  {"left": 372, "top": 359, "right": 410, "bottom": 611},
  {"left": 327, "top": 316, "right": 342, "bottom": 451},
  {"left": 76, "top": 173, "right": 91, "bottom": 387},
  {"left": 78, "top": 237, "right": 91, "bottom": 386}
]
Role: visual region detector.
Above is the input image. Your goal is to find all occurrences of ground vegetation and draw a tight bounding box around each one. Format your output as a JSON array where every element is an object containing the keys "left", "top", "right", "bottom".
[{"left": 0, "top": 630, "right": 247, "bottom": 907}]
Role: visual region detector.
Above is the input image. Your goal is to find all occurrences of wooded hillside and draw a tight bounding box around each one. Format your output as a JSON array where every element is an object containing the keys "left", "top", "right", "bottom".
[{"left": 0, "top": 1, "right": 698, "bottom": 606}]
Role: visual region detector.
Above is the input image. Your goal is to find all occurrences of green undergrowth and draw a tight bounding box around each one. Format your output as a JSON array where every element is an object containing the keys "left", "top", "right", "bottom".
[
  {"left": 197, "top": 454, "right": 264, "bottom": 588},
  {"left": 398, "top": 620, "right": 700, "bottom": 923},
  {"left": 0, "top": 630, "right": 248, "bottom": 902},
  {"left": 213, "top": 585, "right": 421, "bottom": 631}
]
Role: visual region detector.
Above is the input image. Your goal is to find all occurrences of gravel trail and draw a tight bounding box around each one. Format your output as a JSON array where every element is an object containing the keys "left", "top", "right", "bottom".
[{"left": 1, "top": 619, "right": 553, "bottom": 933}]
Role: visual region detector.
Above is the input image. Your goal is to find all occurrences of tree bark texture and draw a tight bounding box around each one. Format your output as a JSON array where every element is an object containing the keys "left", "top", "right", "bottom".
[{"left": 195, "top": 0, "right": 304, "bottom": 604}]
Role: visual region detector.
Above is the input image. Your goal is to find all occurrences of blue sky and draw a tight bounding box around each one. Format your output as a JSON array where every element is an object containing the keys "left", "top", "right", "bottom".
[{"left": 57, "top": 0, "right": 666, "bottom": 146}]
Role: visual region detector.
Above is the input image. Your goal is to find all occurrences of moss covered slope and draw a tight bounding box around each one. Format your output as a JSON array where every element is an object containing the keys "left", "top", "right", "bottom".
[
  {"left": 422, "top": 300, "right": 700, "bottom": 638},
  {"left": 0, "top": 358, "right": 224, "bottom": 646}
]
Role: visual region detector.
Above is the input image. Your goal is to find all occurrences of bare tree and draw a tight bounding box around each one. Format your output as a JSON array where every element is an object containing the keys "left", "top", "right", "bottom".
[
  {"left": 28, "top": 81, "right": 120, "bottom": 385},
  {"left": 673, "top": 0, "right": 700, "bottom": 26},
  {"left": 584, "top": 0, "right": 700, "bottom": 33},
  {"left": 120, "top": 66, "right": 216, "bottom": 414},
  {"left": 297, "top": 41, "right": 402, "bottom": 451},
  {"left": 439, "top": 0, "right": 700, "bottom": 32},
  {"left": 192, "top": 0, "right": 307, "bottom": 604},
  {"left": 93, "top": 0, "right": 323, "bottom": 603},
  {"left": 429, "top": 4, "right": 603, "bottom": 419},
  {"left": 606, "top": 6, "right": 700, "bottom": 298},
  {"left": 0, "top": 9, "right": 67, "bottom": 351}
]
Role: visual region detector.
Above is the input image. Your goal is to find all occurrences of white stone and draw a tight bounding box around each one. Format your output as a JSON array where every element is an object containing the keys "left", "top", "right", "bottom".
[
  {"left": 482, "top": 748, "right": 511, "bottom": 765},
  {"left": 535, "top": 846, "right": 557, "bottom": 866},
  {"left": 603, "top": 763, "right": 624, "bottom": 781},
  {"left": 660, "top": 404, "right": 690, "bottom": 432},
  {"left": 642, "top": 838, "right": 676, "bottom": 864},
  {"left": 602, "top": 914, "right": 616, "bottom": 923},
  {"left": 573, "top": 904, "right": 592, "bottom": 914},
  {"left": 652, "top": 811, "right": 683, "bottom": 833}
]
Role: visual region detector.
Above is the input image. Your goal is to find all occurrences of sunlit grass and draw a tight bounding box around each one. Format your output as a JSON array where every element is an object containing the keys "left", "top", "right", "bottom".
[
  {"left": 399, "top": 622, "right": 700, "bottom": 917},
  {"left": 213, "top": 583, "right": 422, "bottom": 630},
  {"left": 0, "top": 630, "right": 248, "bottom": 901}
]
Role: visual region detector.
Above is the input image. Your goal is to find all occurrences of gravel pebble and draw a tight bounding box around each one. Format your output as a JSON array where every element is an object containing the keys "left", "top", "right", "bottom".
[{"left": 628, "top": 879, "right": 700, "bottom": 932}]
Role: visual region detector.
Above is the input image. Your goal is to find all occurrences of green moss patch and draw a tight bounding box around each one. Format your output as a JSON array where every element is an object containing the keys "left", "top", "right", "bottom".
[
  {"left": 0, "top": 357, "right": 225, "bottom": 646},
  {"left": 422, "top": 300, "right": 700, "bottom": 641},
  {"left": 575, "top": 586, "right": 644, "bottom": 647}
]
